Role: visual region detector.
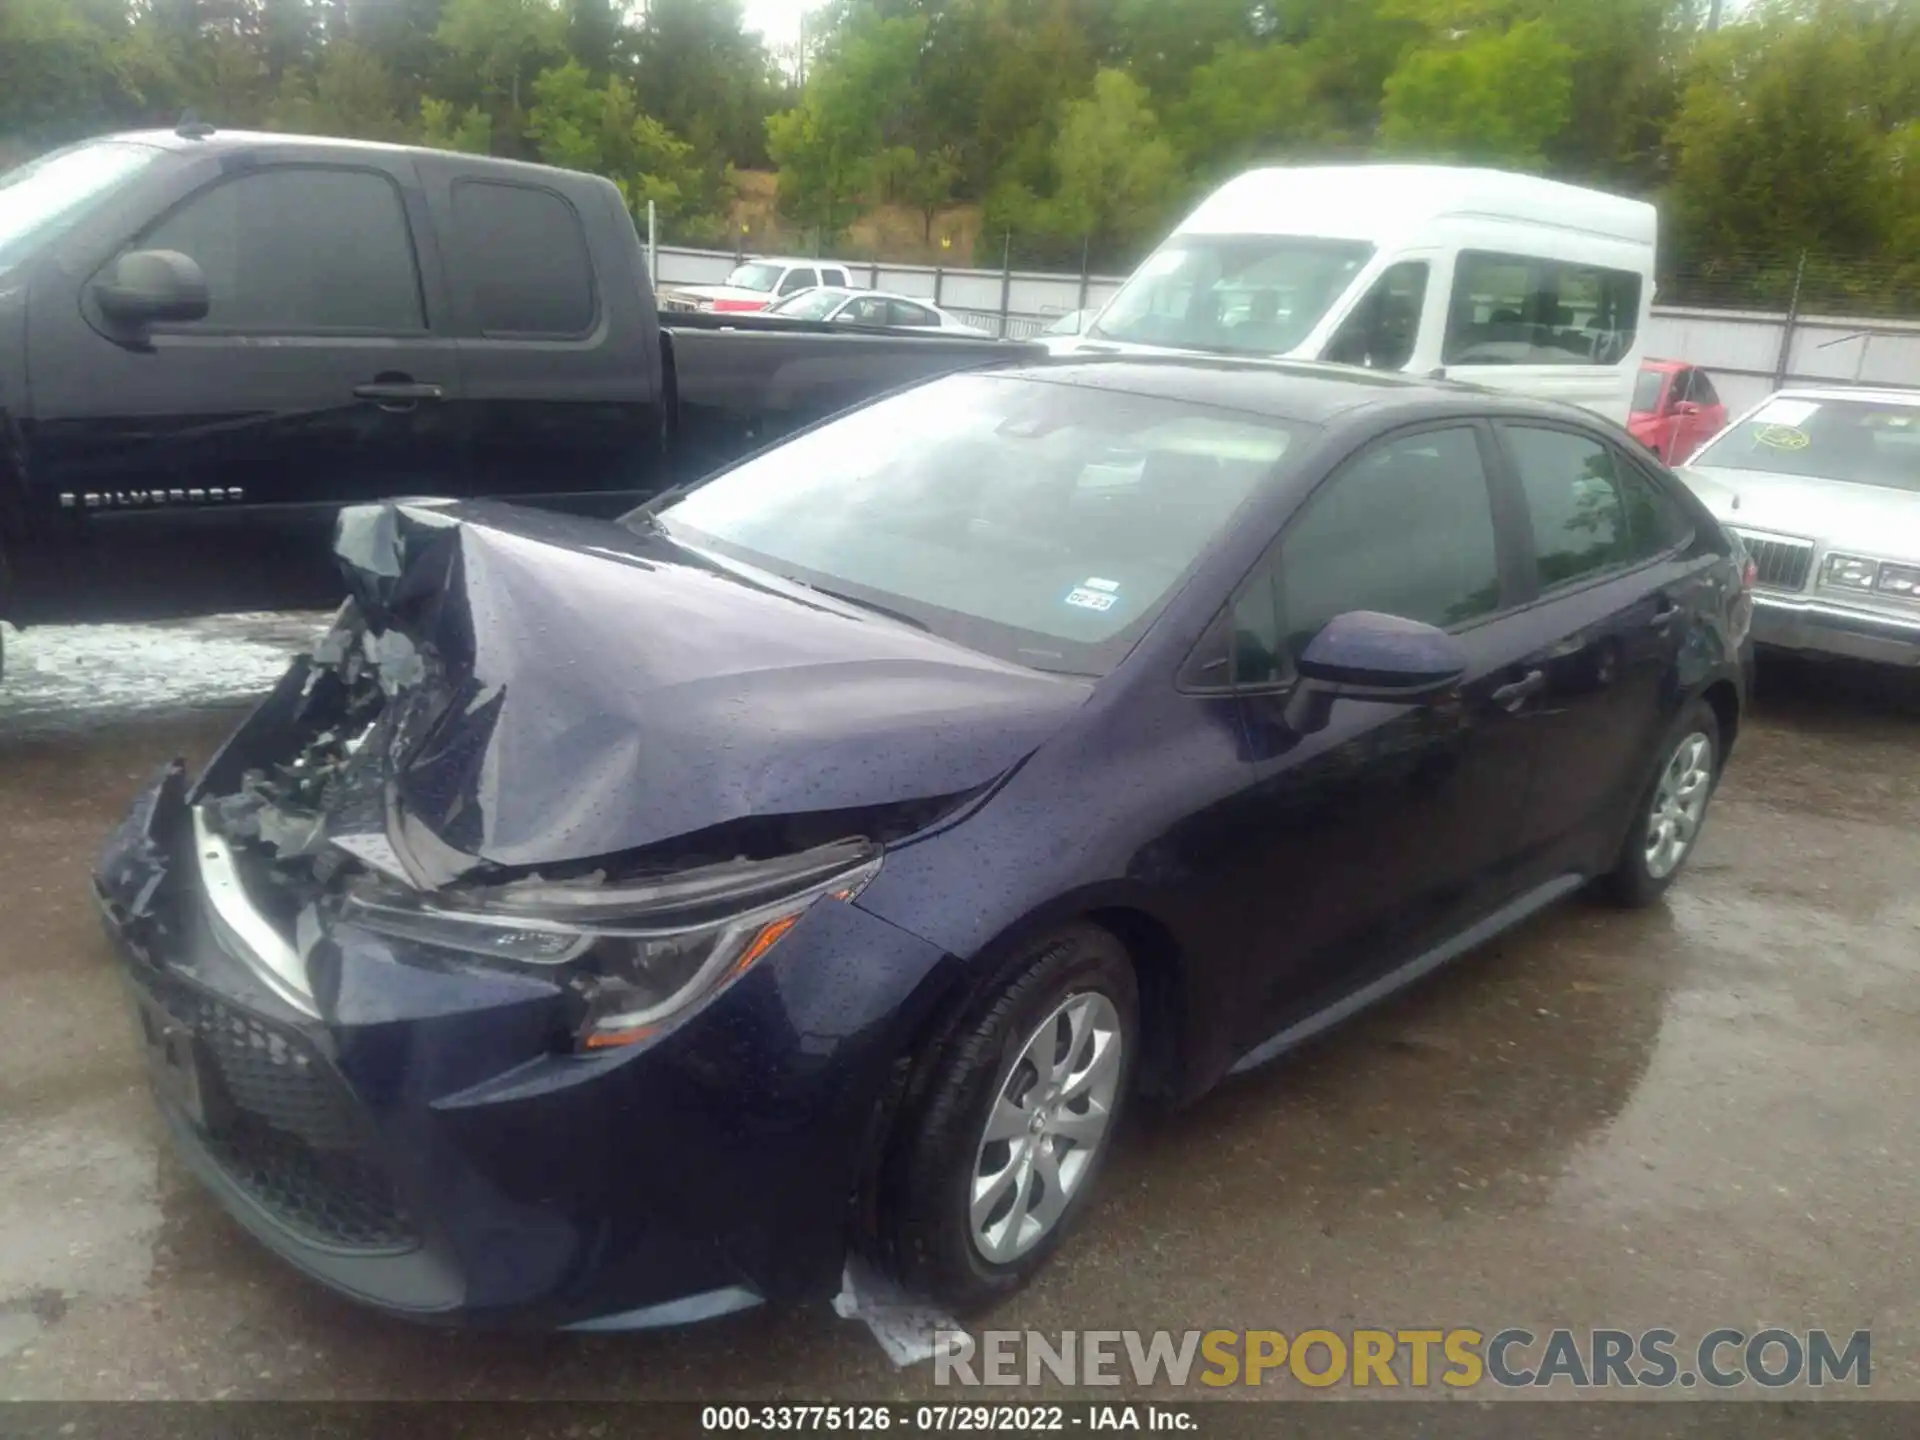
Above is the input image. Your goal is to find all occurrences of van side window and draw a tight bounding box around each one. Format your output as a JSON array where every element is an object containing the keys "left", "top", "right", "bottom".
[
  {"left": 1322, "top": 261, "right": 1428, "bottom": 370},
  {"left": 1444, "top": 251, "right": 1641, "bottom": 367}
]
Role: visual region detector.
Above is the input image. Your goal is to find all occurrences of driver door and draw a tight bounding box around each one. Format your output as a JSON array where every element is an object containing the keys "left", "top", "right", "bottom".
[{"left": 1186, "top": 422, "right": 1545, "bottom": 1053}]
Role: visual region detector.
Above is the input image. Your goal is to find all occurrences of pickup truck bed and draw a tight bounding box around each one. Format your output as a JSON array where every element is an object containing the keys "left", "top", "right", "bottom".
[{"left": 0, "top": 127, "right": 1034, "bottom": 635}]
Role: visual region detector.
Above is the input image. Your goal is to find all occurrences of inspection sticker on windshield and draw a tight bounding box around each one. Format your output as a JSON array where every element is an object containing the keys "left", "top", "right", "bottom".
[
  {"left": 1065, "top": 585, "right": 1118, "bottom": 612},
  {"left": 1082, "top": 577, "right": 1120, "bottom": 593}
]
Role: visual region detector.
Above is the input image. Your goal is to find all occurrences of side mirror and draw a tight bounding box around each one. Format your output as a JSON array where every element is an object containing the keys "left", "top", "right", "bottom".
[
  {"left": 1281, "top": 610, "right": 1467, "bottom": 735},
  {"left": 91, "top": 249, "right": 210, "bottom": 338}
]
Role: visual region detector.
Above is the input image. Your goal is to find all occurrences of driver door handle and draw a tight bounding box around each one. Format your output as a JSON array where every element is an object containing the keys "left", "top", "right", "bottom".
[{"left": 1492, "top": 669, "right": 1547, "bottom": 711}]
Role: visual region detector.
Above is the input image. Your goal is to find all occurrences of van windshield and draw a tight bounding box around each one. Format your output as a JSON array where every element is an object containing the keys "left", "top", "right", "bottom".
[{"left": 1090, "top": 235, "right": 1373, "bottom": 356}]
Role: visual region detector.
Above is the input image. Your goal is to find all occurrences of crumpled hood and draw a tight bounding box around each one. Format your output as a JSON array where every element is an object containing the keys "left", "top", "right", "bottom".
[
  {"left": 332, "top": 500, "right": 1092, "bottom": 877},
  {"left": 1680, "top": 465, "right": 1920, "bottom": 558}
]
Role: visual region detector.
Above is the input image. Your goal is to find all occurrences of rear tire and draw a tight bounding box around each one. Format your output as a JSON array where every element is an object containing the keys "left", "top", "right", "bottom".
[
  {"left": 1599, "top": 699, "right": 1721, "bottom": 907},
  {"left": 869, "top": 923, "right": 1138, "bottom": 1313}
]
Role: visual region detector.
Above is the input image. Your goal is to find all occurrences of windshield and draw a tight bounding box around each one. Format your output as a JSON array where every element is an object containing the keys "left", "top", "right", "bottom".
[
  {"left": 724, "top": 262, "right": 783, "bottom": 292},
  {"left": 1632, "top": 368, "right": 1667, "bottom": 414},
  {"left": 1694, "top": 396, "right": 1920, "bottom": 495},
  {"left": 641, "top": 373, "right": 1298, "bottom": 675},
  {"left": 1091, "top": 235, "right": 1373, "bottom": 355},
  {"left": 769, "top": 287, "right": 848, "bottom": 319},
  {"left": 0, "top": 140, "right": 161, "bottom": 268}
]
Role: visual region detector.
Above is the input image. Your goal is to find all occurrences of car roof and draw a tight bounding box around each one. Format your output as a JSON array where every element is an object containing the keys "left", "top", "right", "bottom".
[
  {"left": 998, "top": 355, "right": 1602, "bottom": 427},
  {"left": 859, "top": 290, "right": 941, "bottom": 306},
  {"left": 1769, "top": 386, "right": 1920, "bottom": 408},
  {"left": 101, "top": 127, "right": 600, "bottom": 185}
]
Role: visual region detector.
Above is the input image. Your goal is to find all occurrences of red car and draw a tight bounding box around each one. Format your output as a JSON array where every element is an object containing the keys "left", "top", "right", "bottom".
[{"left": 1630, "top": 359, "right": 1728, "bottom": 464}]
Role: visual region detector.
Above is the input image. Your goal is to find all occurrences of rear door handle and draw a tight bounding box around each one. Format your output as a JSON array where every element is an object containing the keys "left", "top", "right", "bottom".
[
  {"left": 1491, "top": 669, "right": 1547, "bottom": 711},
  {"left": 1649, "top": 600, "right": 1678, "bottom": 631},
  {"left": 353, "top": 381, "right": 444, "bottom": 406}
]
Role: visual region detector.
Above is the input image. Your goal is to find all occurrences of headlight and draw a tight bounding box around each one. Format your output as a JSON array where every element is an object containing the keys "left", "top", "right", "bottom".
[
  {"left": 1877, "top": 562, "right": 1920, "bottom": 599},
  {"left": 1822, "top": 553, "right": 1878, "bottom": 591},
  {"left": 337, "top": 840, "right": 880, "bottom": 1050}
]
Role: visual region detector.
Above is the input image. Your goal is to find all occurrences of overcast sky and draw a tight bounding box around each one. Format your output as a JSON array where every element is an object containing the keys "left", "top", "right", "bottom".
[{"left": 741, "top": 0, "right": 810, "bottom": 51}]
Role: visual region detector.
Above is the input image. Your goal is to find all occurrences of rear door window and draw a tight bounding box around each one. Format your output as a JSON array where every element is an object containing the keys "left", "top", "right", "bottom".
[
  {"left": 449, "top": 180, "right": 595, "bottom": 336},
  {"left": 1503, "top": 424, "right": 1656, "bottom": 588},
  {"left": 139, "top": 166, "right": 423, "bottom": 333},
  {"left": 779, "top": 267, "right": 817, "bottom": 295},
  {"left": 821, "top": 267, "right": 851, "bottom": 287},
  {"left": 888, "top": 299, "right": 938, "bottom": 327}
]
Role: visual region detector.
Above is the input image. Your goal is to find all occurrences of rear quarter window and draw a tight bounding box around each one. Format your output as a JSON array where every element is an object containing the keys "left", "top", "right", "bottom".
[{"left": 450, "top": 179, "right": 596, "bottom": 337}]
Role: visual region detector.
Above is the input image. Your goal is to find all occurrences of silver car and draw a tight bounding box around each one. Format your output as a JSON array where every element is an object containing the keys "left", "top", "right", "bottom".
[{"left": 1677, "top": 387, "right": 1920, "bottom": 666}]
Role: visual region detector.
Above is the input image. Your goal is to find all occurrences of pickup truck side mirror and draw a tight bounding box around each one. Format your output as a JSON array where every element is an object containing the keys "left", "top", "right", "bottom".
[
  {"left": 91, "top": 250, "right": 210, "bottom": 340},
  {"left": 1280, "top": 610, "right": 1467, "bottom": 735}
]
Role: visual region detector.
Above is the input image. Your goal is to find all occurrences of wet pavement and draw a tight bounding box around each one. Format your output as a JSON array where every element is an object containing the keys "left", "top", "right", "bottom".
[{"left": 0, "top": 618, "right": 1916, "bottom": 1403}]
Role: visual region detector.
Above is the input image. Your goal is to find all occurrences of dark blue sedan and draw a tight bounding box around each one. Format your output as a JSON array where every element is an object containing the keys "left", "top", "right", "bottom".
[{"left": 95, "top": 359, "right": 1753, "bottom": 1327}]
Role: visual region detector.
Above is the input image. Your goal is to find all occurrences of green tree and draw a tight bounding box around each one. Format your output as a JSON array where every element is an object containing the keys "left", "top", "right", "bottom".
[
  {"left": 268, "top": 41, "right": 410, "bottom": 140},
  {"left": 419, "top": 94, "right": 492, "bottom": 151},
  {"left": 526, "top": 57, "right": 712, "bottom": 222},
  {"left": 433, "top": 0, "right": 566, "bottom": 152},
  {"left": 1379, "top": 18, "right": 1575, "bottom": 165},
  {"left": 1170, "top": 40, "right": 1329, "bottom": 180},
  {"left": 765, "top": 6, "right": 927, "bottom": 235},
  {"left": 1665, "top": 5, "right": 1895, "bottom": 269}
]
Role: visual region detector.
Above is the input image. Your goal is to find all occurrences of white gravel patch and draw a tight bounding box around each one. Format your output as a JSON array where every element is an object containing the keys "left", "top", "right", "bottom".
[{"left": 0, "top": 612, "right": 330, "bottom": 729}]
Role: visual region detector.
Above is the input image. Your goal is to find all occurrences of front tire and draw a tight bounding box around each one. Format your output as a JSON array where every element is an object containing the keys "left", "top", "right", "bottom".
[
  {"left": 869, "top": 923, "right": 1138, "bottom": 1312},
  {"left": 1600, "top": 700, "right": 1721, "bottom": 907}
]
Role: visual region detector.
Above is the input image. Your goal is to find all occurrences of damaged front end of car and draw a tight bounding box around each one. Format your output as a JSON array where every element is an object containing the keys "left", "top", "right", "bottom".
[{"left": 91, "top": 499, "right": 1048, "bottom": 1324}]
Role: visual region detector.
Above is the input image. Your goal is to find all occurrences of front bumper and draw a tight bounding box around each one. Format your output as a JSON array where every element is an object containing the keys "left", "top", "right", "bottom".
[
  {"left": 94, "top": 766, "right": 953, "bottom": 1329},
  {"left": 1750, "top": 592, "right": 1920, "bottom": 667}
]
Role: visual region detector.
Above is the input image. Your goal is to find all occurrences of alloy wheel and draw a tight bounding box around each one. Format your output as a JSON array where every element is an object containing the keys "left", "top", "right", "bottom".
[
  {"left": 968, "top": 991, "right": 1123, "bottom": 1264},
  {"left": 1644, "top": 731, "right": 1714, "bottom": 880}
]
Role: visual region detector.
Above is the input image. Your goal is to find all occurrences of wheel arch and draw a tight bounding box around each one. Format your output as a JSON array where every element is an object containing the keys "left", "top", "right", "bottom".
[{"left": 1701, "top": 677, "right": 1740, "bottom": 764}]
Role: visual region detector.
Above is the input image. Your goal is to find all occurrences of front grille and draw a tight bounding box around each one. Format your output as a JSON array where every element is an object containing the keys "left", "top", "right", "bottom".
[
  {"left": 1732, "top": 530, "right": 1815, "bottom": 592},
  {"left": 153, "top": 982, "right": 415, "bottom": 1251}
]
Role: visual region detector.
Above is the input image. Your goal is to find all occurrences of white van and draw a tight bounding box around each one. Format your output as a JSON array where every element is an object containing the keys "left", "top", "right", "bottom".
[{"left": 1054, "top": 165, "right": 1657, "bottom": 425}]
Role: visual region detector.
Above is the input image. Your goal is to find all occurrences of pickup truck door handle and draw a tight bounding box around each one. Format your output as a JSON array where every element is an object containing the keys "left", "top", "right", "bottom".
[
  {"left": 1491, "top": 669, "right": 1547, "bottom": 711},
  {"left": 353, "top": 380, "right": 444, "bottom": 408},
  {"left": 1649, "top": 599, "right": 1678, "bottom": 630}
]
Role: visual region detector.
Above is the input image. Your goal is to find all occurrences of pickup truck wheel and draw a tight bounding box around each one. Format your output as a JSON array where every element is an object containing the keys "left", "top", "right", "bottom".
[
  {"left": 1599, "top": 699, "right": 1721, "bottom": 907},
  {"left": 870, "top": 923, "right": 1138, "bottom": 1313}
]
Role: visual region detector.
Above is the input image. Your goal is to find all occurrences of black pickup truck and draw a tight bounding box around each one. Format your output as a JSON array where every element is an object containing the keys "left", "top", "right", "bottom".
[{"left": 0, "top": 126, "right": 1030, "bottom": 648}]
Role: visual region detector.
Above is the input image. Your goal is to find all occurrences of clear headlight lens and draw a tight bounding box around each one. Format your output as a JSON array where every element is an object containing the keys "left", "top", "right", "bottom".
[
  {"left": 336, "top": 840, "right": 880, "bottom": 1050},
  {"left": 1877, "top": 563, "right": 1920, "bottom": 599},
  {"left": 1822, "top": 553, "right": 1878, "bottom": 591}
]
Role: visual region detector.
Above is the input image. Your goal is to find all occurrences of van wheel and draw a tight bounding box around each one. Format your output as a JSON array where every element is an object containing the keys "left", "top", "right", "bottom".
[
  {"left": 1599, "top": 700, "right": 1721, "bottom": 907},
  {"left": 870, "top": 924, "right": 1138, "bottom": 1313}
]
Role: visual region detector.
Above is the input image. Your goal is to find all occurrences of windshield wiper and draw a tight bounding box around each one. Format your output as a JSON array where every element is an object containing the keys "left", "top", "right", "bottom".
[{"left": 795, "top": 581, "right": 932, "bottom": 632}]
